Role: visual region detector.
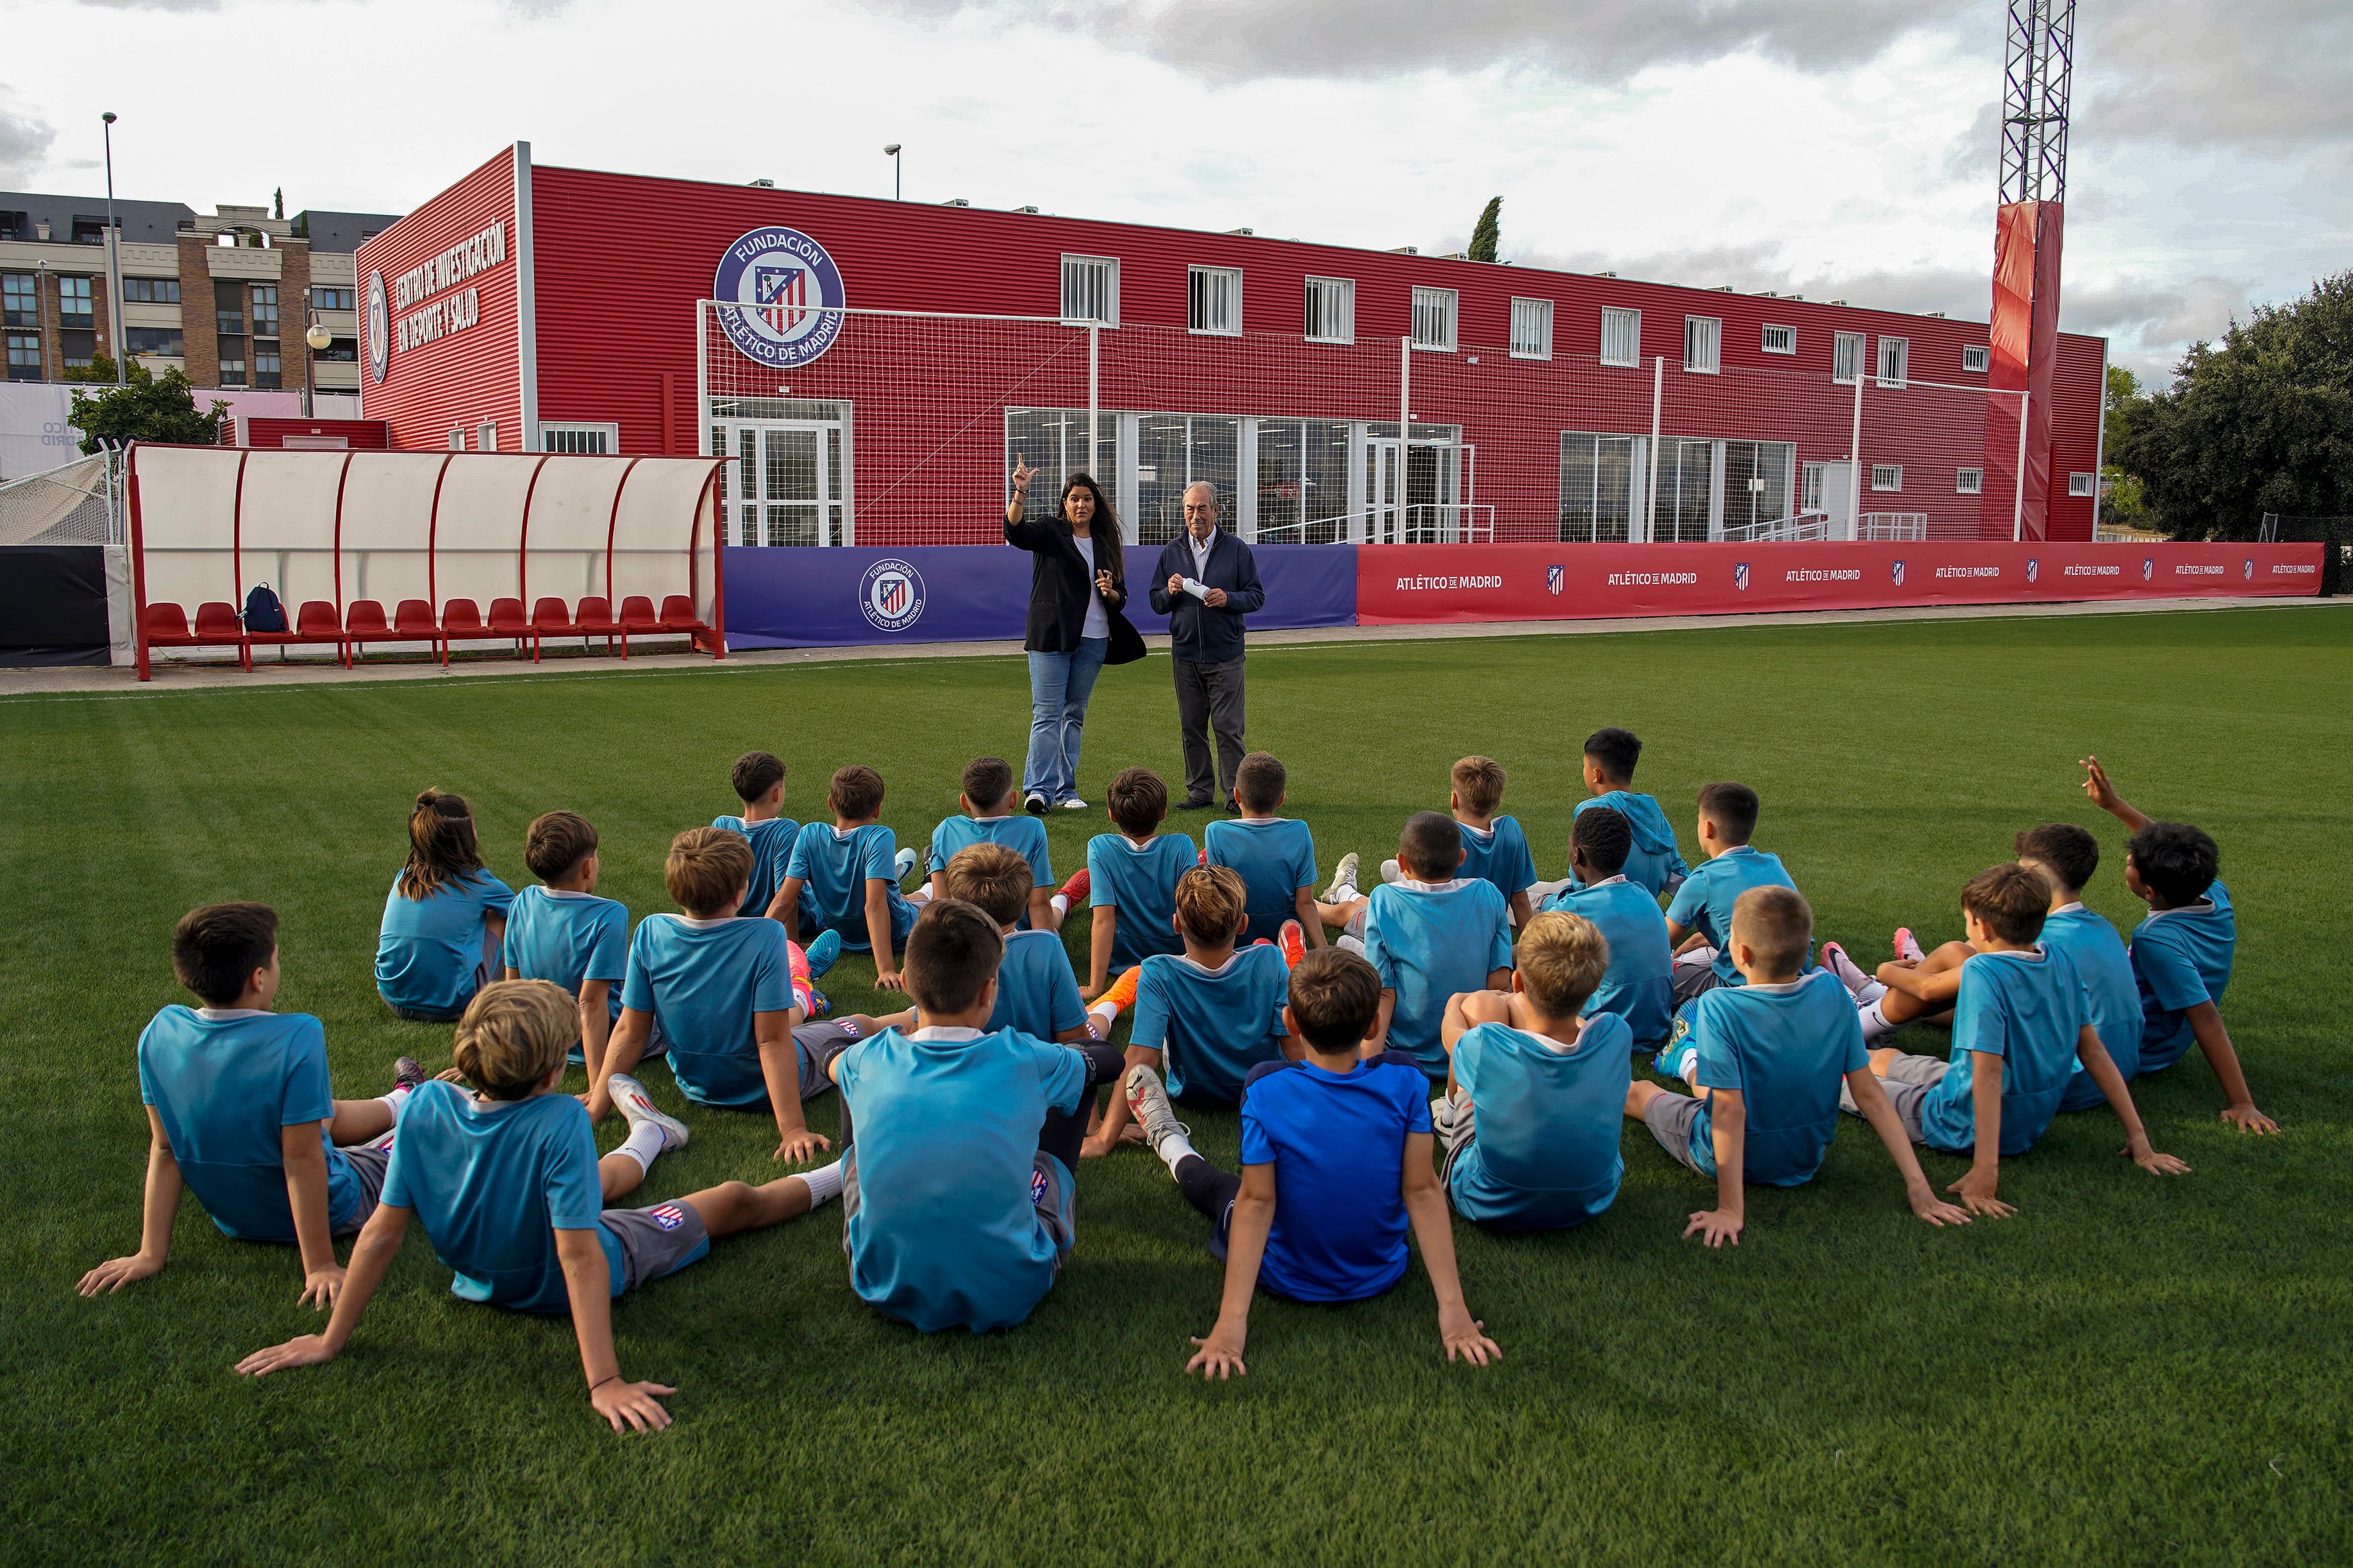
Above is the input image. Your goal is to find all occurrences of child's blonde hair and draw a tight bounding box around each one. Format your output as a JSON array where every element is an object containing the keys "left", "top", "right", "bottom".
[
  {"left": 1515, "top": 911, "right": 1610, "bottom": 1016},
  {"left": 452, "top": 979, "right": 576, "bottom": 1100},
  {"left": 943, "top": 842, "right": 1033, "bottom": 928}
]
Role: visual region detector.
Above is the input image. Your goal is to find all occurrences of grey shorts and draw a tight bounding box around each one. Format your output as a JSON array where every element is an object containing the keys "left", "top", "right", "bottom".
[
  {"left": 1434, "top": 1091, "right": 1477, "bottom": 1190},
  {"left": 1671, "top": 960, "right": 1724, "bottom": 1006},
  {"left": 1838, "top": 1052, "right": 1946, "bottom": 1144},
  {"left": 1642, "top": 1088, "right": 1709, "bottom": 1173},
  {"left": 334, "top": 1140, "right": 393, "bottom": 1237},
  {"left": 795, "top": 1019, "right": 863, "bottom": 1100},
  {"left": 598, "top": 1200, "right": 713, "bottom": 1293},
  {"left": 840, "top": 1146, "right": 1076, "bottom": 1270}
]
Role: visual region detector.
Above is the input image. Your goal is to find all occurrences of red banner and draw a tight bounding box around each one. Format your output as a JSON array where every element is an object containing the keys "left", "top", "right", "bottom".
[{"left": 1355, "top": 541, "right": 2325, "bottom": 625}]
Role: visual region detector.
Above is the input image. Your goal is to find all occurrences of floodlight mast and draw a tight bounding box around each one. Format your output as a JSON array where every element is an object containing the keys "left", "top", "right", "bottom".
[
  {"left": 1983, "top": 0, "right": 2074, "bottom": 542},
  {"left": 1999, "top": 0, "right": 2074, "bottom": 204}
]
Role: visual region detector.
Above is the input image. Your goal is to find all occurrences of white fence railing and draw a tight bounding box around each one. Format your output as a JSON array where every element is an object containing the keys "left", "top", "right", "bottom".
[{"left": 1858, "top": 512, "right": 1929, "bottom": 542}]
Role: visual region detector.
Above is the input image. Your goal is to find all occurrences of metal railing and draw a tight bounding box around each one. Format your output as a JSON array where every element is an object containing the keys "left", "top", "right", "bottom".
[
  {"left": 1857, "top": 512, "right": 1929, "bottom": 541},
  {"left": 1720, "top": 511, "right": 1832, "bottom": 544}
]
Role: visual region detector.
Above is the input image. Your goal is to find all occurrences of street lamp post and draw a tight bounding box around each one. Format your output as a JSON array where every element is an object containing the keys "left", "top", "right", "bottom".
[
  {"left": 883, "top": 143, "right": 902, "bottom": 200},
  {"left": 303, "top": 312, "right": 331, "bottom": 417},
  {"left": 101, "top": 112, "right": 124, "bottom": 384}
]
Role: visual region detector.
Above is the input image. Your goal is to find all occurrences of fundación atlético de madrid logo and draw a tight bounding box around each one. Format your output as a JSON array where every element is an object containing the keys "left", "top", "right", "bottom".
[{"left": 714, "top": 226, "right": 848, "bottom": 370}]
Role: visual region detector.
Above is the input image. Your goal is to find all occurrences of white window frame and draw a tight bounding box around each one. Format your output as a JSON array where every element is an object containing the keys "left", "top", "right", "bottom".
[
  {"left": 1410, "top": 286, "right": 1457, "bottom": 352},
  {"left": 1060, "top": 253, "right": 1119, "bottom": 327},
  {"left": 1962, "top": 344, "right": 1991, "bottom": 373},
  {"left": 1761, "top": 323, "right": 1796, "bottom": 356},
  {"left": 1508, "top": 296, "right": 1553, "bottom": 360},
  {"left": 1599, "top": 306, "right": 1640, "bottom": 367},
  {"left": 1876, "top": 335, "right": 1909, "bottom": 387},
  {"left": 477, "top": 421, "right": 498, "bottom": 454},
  {"left": 541, "top": 421, "right": 619, "bottom": 455},
  {"left": 1833, "top": 331, "right": 1866, "bottom": 384},
  {"left": 1683, "top": 315, "right": 1721, "bottom": 374},
  {"left": 1304, "top": 276, "right": 1354, "bottom": 344},
  {"left": 448, "top": 426, "right": 467, "bottom": 452},
  {"left": 1956, "top": 467, "right": 1985, "bottom": 495},
  {"left": 2068, "top": 471, "right": 2096, "bottom": 497},
  {"left": 1187, "top": 265, "right": 1241, "bottom": 337},
  {"left": 1871, "top": 463, "right": 1903, "bottom": 492}
]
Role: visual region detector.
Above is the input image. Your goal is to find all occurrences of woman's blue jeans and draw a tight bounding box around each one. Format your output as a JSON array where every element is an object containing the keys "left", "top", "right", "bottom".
[{"left": 1024, "top": 637, "right": 1109, "bottom": 803}]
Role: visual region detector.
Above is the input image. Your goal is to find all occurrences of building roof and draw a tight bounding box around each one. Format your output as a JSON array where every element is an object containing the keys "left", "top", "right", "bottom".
[
  {"left": 0, "top": 191, "right": 198, "bottom": 245},
  {"left": 294, "top": 210, "right": 404, "bottom": 253}
]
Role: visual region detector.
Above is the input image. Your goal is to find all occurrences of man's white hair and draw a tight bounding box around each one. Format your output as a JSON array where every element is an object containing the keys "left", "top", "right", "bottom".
[{"left": 1182, "top": 481, "right": 1219, "bottom": 506}]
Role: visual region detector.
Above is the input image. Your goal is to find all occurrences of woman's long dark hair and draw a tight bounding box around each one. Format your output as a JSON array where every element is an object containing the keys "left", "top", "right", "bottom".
[{"left": 1059, "top": 472, "right": 1123, "bottom": 585}]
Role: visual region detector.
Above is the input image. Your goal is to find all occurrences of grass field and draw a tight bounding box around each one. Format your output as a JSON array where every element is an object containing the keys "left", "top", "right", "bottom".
[{"left": 9, "top": 605, "right": 2353, "bottom": 1566}]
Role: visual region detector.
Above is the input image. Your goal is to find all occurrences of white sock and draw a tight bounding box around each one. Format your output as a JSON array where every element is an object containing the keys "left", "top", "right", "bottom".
[
  {"left": 1155, "top": 1128, "right": 1197, "bottom": 1173},
  {"left": 1337, "top": 932, "right": 1365, "bottom": 954},
  {"left": 905, "top": 886, "right": 933, "bottom": 906},
  {"left": 1860, "top": 999, "right": 1905, "bottom": 1044},
  {"left": 1526, "top": 878, "right": 1571, "bottom": 901},
  {"left": 1049, "top": 892, "right": 1070, "bottom": 917},
  {"left": 1676, "top": 944, "right": 1718, "bottom": 970},
  {"left": 799, "top": 1159, "right": 845, "bottom": 1207},
  {"left": 379, "top": 1085, "right": 414, "bottom": 1119},
  {"left": 1328, "top": 883, "right": 1359, "bottom": 905},
  {"left": 1088, "top": 999, "right": 1119, "bottom": 1028},
  {"left": 616, "top": 1118, "right": 667, "bottom": 1173}
]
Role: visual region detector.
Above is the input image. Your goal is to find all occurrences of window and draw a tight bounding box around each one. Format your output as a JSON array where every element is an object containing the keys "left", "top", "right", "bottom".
[
  {"left": 311, "top": 335, "right": 358, "bottom": 363},
  {"left": 6, "top": 331, "right": 41, "bottom": 380},
  {"left": 1558, "top": 431, "right": 1640, "bottom": 542},
  {"left": 1410, "top": 287, "right": 1457, "bottom": 351},
  {"left": 1250, "top": 417, "right": 1353, "bottom": 543},
  {"left": 1801, "top": 462, "right": 1826, "bottom": 512},
  {"left": 59, "top": 277, "right": 93, "bottom": 329},
  {"left": 1956, "top": 467, "right": 1985, "bottom": 495},
  {"left": 310, "top": 286, "right": 355, "bottom": 312},
  {"left": 214, "top": 280, "right": 245, "bottom": 336},
  {"left": 1833, "top": 330, "right": 1866, "bottom": 384},
  {"left": 253, "top": 346, "right": 281, "bottom": 389},
  {"left": 1509, "top": 297, "right": 1553, "bottom": 360},
  {"left": 124, "top": 326, "right": 183, "bottom": 357},
  {"left": 542, "top": 423, "right": 619, "bottom": 454},
  {"left": 477, "top": 421, "right": 498, "bottom": 453},
  {"left": 1135, "top": 412, "right": 1240, "bottom": 544},
  {"left": 217, "top": 352, "right": 247, "bottom": 386},
  {"left": 61, "top": 329, "right": 95, "bottom": 369},
  {"left": 1723, "top": 440, "right": 1795, "bottom": 530},
  {"left": 70, "top": 215, "right": 110, "bottom": 245},
  {"left": 124, "top": 277, "right": 181, "bottom": 304},
  {"left": 1304, "top": 276, "right": 1353, "bottom": 343},
  {"left": 1761, "top": 323, "right": 1795, "bottom": 355},
  {"left": 1876, "top": 335, "right": 1909, "bottom": 386},
  {"left": 1871, "top": 464, "right": 1903, "bottom": 491},
  {"left": 448, "top": 427, "right": 467, "bottom": 452},
  {"left": 1683, "top": 315, "right": 1720, "bottom": 373},
  {"left": 1599, "top": 307, "right": 1640, "bottom": 366},
  {"left": 1962, "top": 344, "right": 1991, "bottom": 373},
  {"left": 1187, "top": 265, "right": 1240, "bottom": 335},
  {"left": 1652, "top": 437, "right": 1716, "bottom": 541},
  {"left": 1060, "top": 254, "right": 1118, "bottom": 325},
  {"left": 2068, "top": 472, "right": 2096, "bottom": 497},
  {"left": 1, "top": 273, "right": 34, "bottom": 328},
  {"left": 251, "top": 285, "right": 279, "bottom": 338}
]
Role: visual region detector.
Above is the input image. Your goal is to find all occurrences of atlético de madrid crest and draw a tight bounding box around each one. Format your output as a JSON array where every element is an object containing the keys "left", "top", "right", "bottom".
[
  {"left": 1546, "top": 564, "right": 1564, "bottom": 596},
  {"left": 715, "top": 226, "right": 846, "bottom": 369},
  {"left": 1891, "top": 559, "right": 1907, "bottom": 585},
  {"left": 2141, "top": 557, "right": 2155, "bottom": 581},
  {"left": 2026, "top": 557, "right": 2040, "bottom": 583},
  {"left": 1733, "top": 561, "right": 1751, "bottom": 592}
]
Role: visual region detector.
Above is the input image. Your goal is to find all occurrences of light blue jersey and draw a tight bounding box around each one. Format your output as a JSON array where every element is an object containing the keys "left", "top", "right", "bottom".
[
  {"left": 2130, "top": 882, "right": 2235, "bottom": 1073},
  {"left": 2044, "top": 904, "right": 2145, "bottom": 1112},
  {"left": 989, "top": 929, "right": 1089, "bottom": 1042},
  {"left": 1572, "top": 791, "right": 1689, "bottom": 898},
  {"left": 619, "top": 914, "right": 796, "bottom": 1109},
  {"left": 836, "top": 1025, "right": 1090, "bottom": 1334},
  {"left": 375, "top": 868, "right": 514, "bottom": 1018},
  {"left": 712, "top": 814, "right": 801, "bottom": 917},
  {"left": 786, "top": 822, "right": 918, "bottom": 952},
  {"left": 1087, "top": 832, "right": 1196, "bottom": 969},
  {"left": 1447, "top": 1014, "right": 1630, "bottom": 1229},
  {"left": 930, "top": 813, "right": 1053, "bottom": 885},
  {"left": 1681, "top": 971, "right": 1868, "bottom": 1185},
  {"left": 1203, "top": 817, "right": 1317, "bottom": 944},
  {"left": 136, "top": 1007, "right": 369, "bottom": 1242},
  {"left": 1916, "top": 946, "right": 2087, "bottom": 1155},
  {"left": 1542, "top": 875, "right": 1675, "bottom": 1050},
  {"left": 1666, "top": 845, "right": 1804, "bottom": 987},
  {"left": 1129, "top": 945, "right": 1289, "bottom": 1104},
  {"left": 1364, "top": 879, "right": 1515, "bottom": 1078},
  {"left": 501, "top": 886, "right": 629, "bottom": 1024},
  {"left": 1458, "top": 817, "right": 1538, "bottom": 907}
]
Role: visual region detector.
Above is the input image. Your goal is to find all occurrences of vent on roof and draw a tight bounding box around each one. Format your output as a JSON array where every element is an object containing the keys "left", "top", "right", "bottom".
[
  {"left": 1829, "top": 298, "right": 1847, "bottom": 305},
  {"left": 1759, "top": 290, "right": 1778, "bottom": 298},
  {"left": 1597, "top": 271, "right": 1616, "bottom": 278},
  {"left": 1713, "top": 284, "right": 1734, "bottom": 292},
  {"left": 1389, "top": 245, "right": 1418, "bottom": 254},
  {"left": 1012, "top": 205, "right": 1039, "bottom": 214},
  {"left": 1440, "top": 252, "right": 1466, "bottom": 260},
  {"left": 1226, "top": 227, "right": 1254, "bottom": 235},
  {"left": 944, "top": 198, "right": 970, "bottom": 207},
  {"left": 748, "top": 178, "right": 775, "bottom": 188}
]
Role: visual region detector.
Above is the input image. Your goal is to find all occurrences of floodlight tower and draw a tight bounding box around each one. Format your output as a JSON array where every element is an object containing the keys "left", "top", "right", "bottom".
[{"left": 1985, "top": 0, "right": 2074, "bottom": 540}]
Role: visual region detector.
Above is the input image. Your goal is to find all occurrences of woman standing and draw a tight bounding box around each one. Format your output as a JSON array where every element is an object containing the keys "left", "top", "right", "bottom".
[{"left": 1004, "top": 459, "right": 1145, "bottom": 813}]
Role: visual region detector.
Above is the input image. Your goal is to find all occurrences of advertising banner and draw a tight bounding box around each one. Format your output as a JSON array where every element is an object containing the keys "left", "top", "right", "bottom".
[{"left": 1356, "top": 541, "right": 2325, "bottom": 626}]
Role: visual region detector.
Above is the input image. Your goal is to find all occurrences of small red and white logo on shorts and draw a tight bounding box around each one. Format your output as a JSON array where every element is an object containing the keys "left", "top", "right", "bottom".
[
  {"left": 649, "top": 1204, "right": 686, "bottom": 1231},
  {"left": 1030, "top": 1168, "right": 1051, "bottom": 1206}
]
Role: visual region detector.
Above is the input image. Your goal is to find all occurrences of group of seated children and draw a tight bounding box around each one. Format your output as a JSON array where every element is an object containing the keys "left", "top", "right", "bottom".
[{"left": 85, "top": 731, "right": 2268, "bottom": 1430}]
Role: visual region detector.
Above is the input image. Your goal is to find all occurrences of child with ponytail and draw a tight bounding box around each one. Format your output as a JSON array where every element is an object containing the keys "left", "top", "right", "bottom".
[{"left": 374, "top": 790, "right": 516, "bottom": 1022}]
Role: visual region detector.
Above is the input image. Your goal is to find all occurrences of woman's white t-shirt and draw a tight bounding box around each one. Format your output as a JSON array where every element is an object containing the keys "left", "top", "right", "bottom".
[{"left": 1073, "top": 534, "right": 1111, "bottom": 641}]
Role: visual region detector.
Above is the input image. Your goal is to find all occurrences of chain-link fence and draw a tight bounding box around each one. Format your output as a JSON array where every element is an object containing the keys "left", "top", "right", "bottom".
[
  {"left": 2259, "top": 514, "right": 2347, "bottom": 595},
  {"left": 0, "top": 449, "right": 121, "bottom": 547}
]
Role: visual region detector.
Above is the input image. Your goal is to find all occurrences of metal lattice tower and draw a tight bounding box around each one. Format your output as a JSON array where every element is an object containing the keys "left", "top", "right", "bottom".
[{"left": 1999, "top": 0, "right": 2075, "bottom": 204}]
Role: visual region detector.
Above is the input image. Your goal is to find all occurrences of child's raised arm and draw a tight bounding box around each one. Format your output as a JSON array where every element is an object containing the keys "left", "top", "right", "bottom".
[
  {"left": 586, "top": 1010, "right": 653, "bottom": 1123},
  {"left": 2079, "top": 756, "right": 2153, "bottom": 833},
  {"left": 280, "top": 1120, "right": 346, "bottom": 1309},
  {"left": 2077, "top": 1028, "right": 2196, "bottom": 1172},
  {"left": 756, "top": 1006, "right": 830, "bottom": 1163},
  {"left": 1953, "top": 1054, "right": 2015, "bottom": 1217},
  {"left": 1684, "top": 1087, "right": 1747, "bottom": 1247},
  {"left": 577, "top": 981, "right": 614, "bottom": 1085},
  {"left": 1291, "top": 884, "right": 1329, "bottom": 949},
  {"left": 1844, "top": 1070, "right": 1975, "bottom": 1227},
  {"left": 1400, "top": 1131, "right": 1500, "bottom": 1364},
  {"left": 235, "top": 1199, "right": 408, "bottom": 1378},
  {"left": 76, "top": 1108, "right": 184, "bottom": 1296},
  {"left": 1187, "top": 1162, "right": 1277, "bottom": 1378}
]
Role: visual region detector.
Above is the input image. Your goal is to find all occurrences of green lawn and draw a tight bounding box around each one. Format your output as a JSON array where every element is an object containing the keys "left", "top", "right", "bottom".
[{"left": 8, "top": 606, "right": 2352, "bottom": 1565}]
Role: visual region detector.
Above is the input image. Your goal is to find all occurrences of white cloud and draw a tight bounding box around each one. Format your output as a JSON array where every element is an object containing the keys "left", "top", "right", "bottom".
[{"left": 0, "top": 90, "right": 56, "bottom": 185}]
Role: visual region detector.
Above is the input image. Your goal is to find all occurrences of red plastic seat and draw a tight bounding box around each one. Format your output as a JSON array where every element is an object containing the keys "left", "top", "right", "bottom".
[
  {"left": 619, "top": 595, "right": 660, "bottom": 630},
  {"left": 573, "top": 595, "right": 621, "bottom": 655},
  {"left": 245, "top": 600, "right": 346, "bottom": 665},
  {"left": 340, "top": 600, "right": 390, "bottom": 668},
  {"left": 438, "top": 599, "right": 484, "bottom": 665},
  {"left": 658, "top": 594, "right": 701, "bottom": 632},
  {"left": 143, "top": 602, "right": 196, "bottom": 645},
  {"left": 530, "top": 596, "right": 577, "bottom": 662},
  {"left": 194, "top": 601, "right": 251, "bottom": 669},
  {"left": 486, "top": 597, "right": 529, "bottom": 657}
]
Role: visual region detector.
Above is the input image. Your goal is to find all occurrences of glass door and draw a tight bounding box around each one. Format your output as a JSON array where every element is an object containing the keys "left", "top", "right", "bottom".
[
  {"left": 713, "top": 419, "right": 848, "bottom": 546},
  {"left": 1363, "top": 438, "right": 1400, "bottom": 543}
]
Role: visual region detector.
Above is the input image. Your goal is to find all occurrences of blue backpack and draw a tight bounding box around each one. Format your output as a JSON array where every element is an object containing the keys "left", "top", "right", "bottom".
[{"left": 242, "top": 583, "right": 287, "bottom": 633}]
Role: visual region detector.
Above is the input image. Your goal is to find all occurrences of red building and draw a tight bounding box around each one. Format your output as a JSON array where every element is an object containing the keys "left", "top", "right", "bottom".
[{"left": 360, "top": 143, "right": 2107, "bottom": 550}]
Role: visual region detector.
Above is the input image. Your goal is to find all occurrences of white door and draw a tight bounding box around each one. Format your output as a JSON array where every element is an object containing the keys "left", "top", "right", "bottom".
[
  {"left": 1812, "top": 460, "right": 1853, "bottom": 540},
  {"left": 1364, "top": 438, "right": 1401, "bottom": 544},
  {"left": 715, "top": 420, "right": 849, "bottom": 546}
]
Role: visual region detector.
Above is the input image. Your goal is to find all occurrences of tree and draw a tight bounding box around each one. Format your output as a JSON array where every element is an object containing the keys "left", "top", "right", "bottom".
[
  {"left": 67, "top": 359, "right": 230, "bottom": 453},
  {"left": 2099, "top": 365, "right": 2153, "bottom": 529},
  {"left": 1467, "top": 196, "right": 1502, "bottom": 263},
  {"left": 2108, "top": 271, "right": 2353, "bottom": 539}
]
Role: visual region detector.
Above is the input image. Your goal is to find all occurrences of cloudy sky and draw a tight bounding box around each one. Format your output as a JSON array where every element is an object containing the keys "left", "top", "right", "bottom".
[{"left": 3, "top": 0, "right": 2345, "bottom": 380}]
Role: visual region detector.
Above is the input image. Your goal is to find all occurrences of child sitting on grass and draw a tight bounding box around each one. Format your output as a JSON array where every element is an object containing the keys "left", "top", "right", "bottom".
[
  {"left": 1837, "top": 864, "right": 2190, "bottom": 1216},
  {"left": 1204, "top": 752, "right": 1326, "bottom": 951},
  {"left": 1375, "top": 757, "right": 1536, "bottom": 928},
  {"left": 826, "top": 901, "right": 1126, "bottom": 1334},
  {"left": 1123, "top": 947, "right": 1500, "bottom": 1376},
  {"left": 1665, "top": 781, "right": 1803, "bottom": 1004},
  {"left": 1532, "top": 727, "right": 1688, "bottom": 900},
  {"left": 713, "top": 750, "right": 801, "bottom": 919},
  {"left": 1628, "top": 886, "right": 1972, "bottom": 1247},
  {"left": 1081, "top": 766, "right": 1196, "bottom": 997},
  {"left": 1540, "top": 806, "right": 1675, "bottom": 1052},
  {"left": 1434, "top": 911, "right": 1630, "bottom": 1232},
  {"left": 234, "top": 979, "right": 834, "bottom": 1433},
  {"left": 502, "top": 810, "right": 637, "bottom": 1080},
  {"left": 928, "top": 755, "right": 1077, "bottom": 933},
  {"left": 375, "top": 789, "right": 514, "bottom": 1022},
  {"left": 1351, "top": 812, "right": 1515, "bottom": 1081},
  {"left": 943, "top": 843, "right": 1092, "bottom": 1044},
  {"left": 80, "top": 903, "right": 420, "bottom": 1306},
  {"left": 771, "top": 765, "right": 922, "bottom": 992}
]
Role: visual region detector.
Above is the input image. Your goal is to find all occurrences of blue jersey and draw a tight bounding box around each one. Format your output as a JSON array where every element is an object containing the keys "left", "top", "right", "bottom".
[
  {"left": 1236, "top": 1055, "right": 1432, "bottom": 1303},
  {"left": 1363, "top": 880, "right": 1515, "bottom": 1077},
  {"left": 1087, "top": 832, "right": 1196, "bottom": 969},
  {"left": 836, "top": 1026, "right": 1090, "bottom": 1334},
  {"left": 379, "top": 1081, "right": 662, "bottom": 1315},
  {"left": 136, "top": 1007, "right": 368, "bottom": 1242},
  {"left": 930, "top": 814, "right": 1053, "bottom": 886},
  {"left": 989, "top": 930, "right": 1089, "bottom": 1042},
  {"left": 1542, "top": 876, "right": 1675, "bottom": 1050},
  {"left": 1129, "top": 946, "right": 1290, "bottom": 1104},
  {"left": 1666, "top": 846, "right": 1803, "bottom": 986},
  {"left": 375, "top": 868, "right": 515, "bottom": 1018},
  {"left": 1203, "top": 817, "right": 1317, "bottom": 945},
  {"left": 619, "top": 914, "right": 796, "bottom": 1109},
  {"left": 1681, "top": 971, "right": 1868, "bottom": 1185},
  {"left": 2044, "top": 904, "right": 2145, "bottom": 1112},
  {"left": 1458, "top": 816, "right": 1538, "bottom": 906},
  {"left": 1447, "top": 1015, "right": 1630, "bottom": 1229},
  {"left": 1573, "top": 791, "right": 1689, "bottom": 897},
  {"left": 1916, "top": 946, "right": 2087, "bottom": 1155},
  {"left": 501, "top": 886, "right": 629, "bottom": 1022},
  {"left": 712, "top": 814, "right": 801, "bottom": 917},
  {"left": 2130, "top": 882, "right": 2235, "bottom": 1073},
  {"left": 786, "top": 823, "right": 918, "bottom": 952}
]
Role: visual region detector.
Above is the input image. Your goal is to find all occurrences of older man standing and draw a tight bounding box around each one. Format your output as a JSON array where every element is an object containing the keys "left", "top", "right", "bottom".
[{"left": 1148, "top": 481, "right": 1265, "bottom": 811}]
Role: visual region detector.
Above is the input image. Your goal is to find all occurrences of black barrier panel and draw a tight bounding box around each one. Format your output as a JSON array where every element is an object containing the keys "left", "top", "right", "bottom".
[{"left": 0, "top": 545, "right": 110, "bottom": 666}]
